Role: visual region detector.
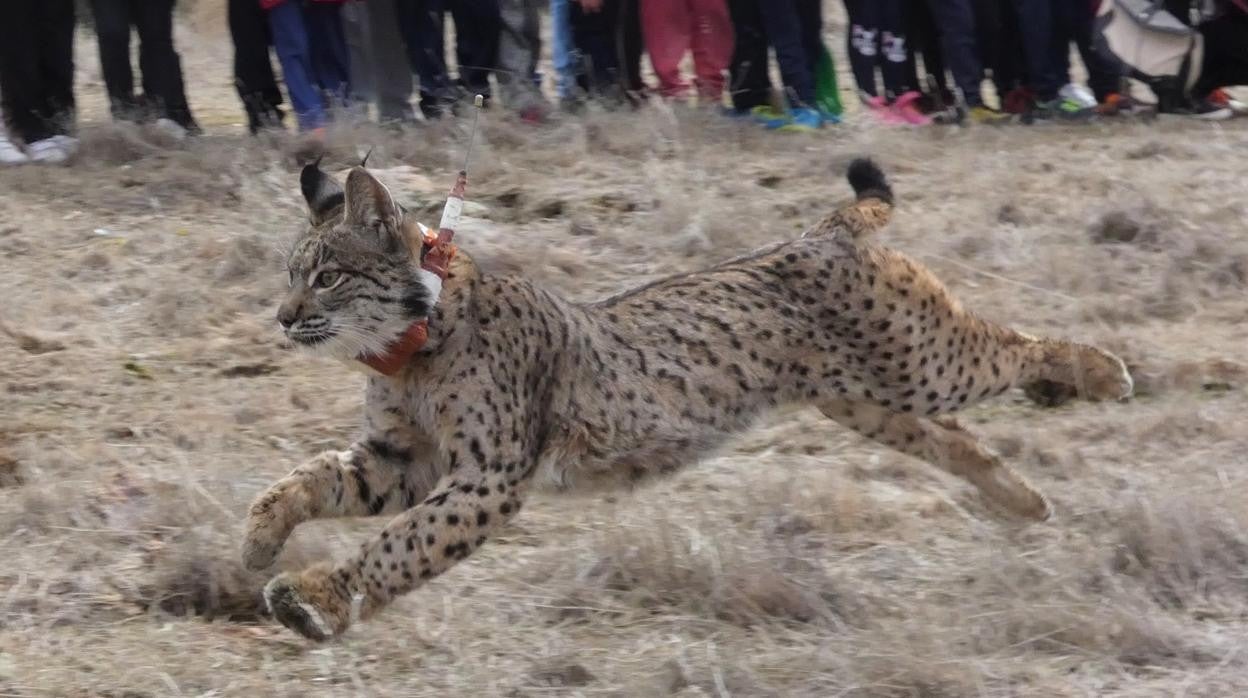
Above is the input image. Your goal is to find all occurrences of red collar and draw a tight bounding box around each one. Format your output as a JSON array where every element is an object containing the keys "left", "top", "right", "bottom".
[{"left": 357, "top": 230, "right": 457, "bottom": 376}]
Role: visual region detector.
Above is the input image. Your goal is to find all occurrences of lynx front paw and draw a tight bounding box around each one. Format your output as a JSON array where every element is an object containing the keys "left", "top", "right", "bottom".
[
  {"left": 264, "top": 565, "right": 352, "bottom": 641},
  {"left": 242, "top": 493, "right": 296, "bottom": 570}
]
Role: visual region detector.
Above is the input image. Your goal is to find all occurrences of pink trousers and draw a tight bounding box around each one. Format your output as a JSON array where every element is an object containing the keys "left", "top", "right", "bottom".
[{"left": 639, "top": 0, "right": 734, "bottom": 100}]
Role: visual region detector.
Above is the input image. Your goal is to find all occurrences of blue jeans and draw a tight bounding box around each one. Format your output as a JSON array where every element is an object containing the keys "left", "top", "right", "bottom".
[
  {"left": 268, "top": 1, "right": 350, "bottom": 130},
  {"left": 550, "top": 0, "right": 576, "bottom": 99},
  {"left": 759, "top": 0, "right": 821, "bottom": 107}
]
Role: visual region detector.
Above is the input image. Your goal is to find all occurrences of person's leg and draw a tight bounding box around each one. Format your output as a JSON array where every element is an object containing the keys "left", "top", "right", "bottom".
[
  {"left": 619, "top": 0, "right": 646, "bottom": 95},
  {"left": 37, "top": 0, "right": 77, "bottom": 137},
  {"left": 1192, "top": 12, "right": 1248, "bottom": 97},
  {"left": 132, "top": 0, "right": 197, "bottom": 129},
  {"left": 569, "top": 0, "right": 617, "bottom": 97},
  {"left": 640, "top": 0, "right": 693, "bottom": 98},
  {"left": 550, "top": 0, "right": 577, "bottom": 100},
  {"left": 922, "top": 0, "right": 985, "bottom": 106},
  {"left": 878, "top": 0, "right": 916, "bottom": 95},
  {"left": 89, "top": 0, "right": 141, "bottom": 121},
  {"left": 341, "top": 0, "right": 375, "bottom": 108},
  {"left": 229, "top": 0, "right": 285, "bottom": 132},
  {"left": 395, "top": 0, "right": 452, "bottom": 118},
  {"left": 725, "top": 0, "right": 772, "bottom": 112},
  {"left": 366, "top": 0, "right": 415, "bottom": 123},
  {"left": 496, "top": 0, "right": 544, "bottom": 114},
  {"left": 269, "top": 1, "right": 327, "bottom": 130},
  {"left": 760, "top": 0, "right": 816, "bottom": 106},
  {"left": 1060, "top": 0, "right": 1122, "bottom": 100},
  {"left": 1010, "top": 0, "right": 1059, "bottom": 101},
  {"left": 0, "top": 1, "right": 51, "bottom": 144},
  {"left": 844, "top": 0, "right": 881, "bottom": 97},
  {"left": 688, "top": 0, "right": 733, "bottom": 102},
  {"left": 304, "top": 1, "right": 352, "bottom": 109},
  {"left": 907, "top": 0, "right": 948, "bottom": 95},
  {"left": 451, "top": 0, "right": 500, "bottom": 103}
]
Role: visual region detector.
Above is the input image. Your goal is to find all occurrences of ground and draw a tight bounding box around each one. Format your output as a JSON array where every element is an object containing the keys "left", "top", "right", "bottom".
[{"left": 2, "top": 6, "right": 1248, "bottom": 697}]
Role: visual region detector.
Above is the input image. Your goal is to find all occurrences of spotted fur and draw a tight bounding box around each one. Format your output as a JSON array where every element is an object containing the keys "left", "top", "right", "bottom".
[{"left": 245, "top": 159, "right": 1133, "bottom": 640}]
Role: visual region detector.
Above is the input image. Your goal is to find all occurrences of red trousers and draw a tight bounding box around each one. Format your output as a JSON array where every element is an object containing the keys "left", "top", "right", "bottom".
[{"left": 639, "top": 0, "right": 734, "bottom": 100}]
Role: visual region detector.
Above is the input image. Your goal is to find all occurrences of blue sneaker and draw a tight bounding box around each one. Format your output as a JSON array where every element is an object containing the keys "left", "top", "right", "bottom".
[
  {"left": 751, "top": 105, "right": 791, "bottom": 128},
  {"left": 777, "top": 107, "right": 823, "bottom": 132}
]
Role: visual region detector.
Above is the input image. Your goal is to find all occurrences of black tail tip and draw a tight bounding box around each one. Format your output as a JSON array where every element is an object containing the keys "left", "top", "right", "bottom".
[{"left": 847, "top": 158, "right": 893, "bottom": 204}]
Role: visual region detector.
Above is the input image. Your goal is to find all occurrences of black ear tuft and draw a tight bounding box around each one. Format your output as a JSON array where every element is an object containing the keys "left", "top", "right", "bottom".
[
  {"left": 301, "top": 159, "right": 345, "bottom": 224},
  {"left": 847, "top": 158, "right": 893, "bottom": 205},
  {"left": 359, "top": 147, "right": 373, "bottom": 168}
]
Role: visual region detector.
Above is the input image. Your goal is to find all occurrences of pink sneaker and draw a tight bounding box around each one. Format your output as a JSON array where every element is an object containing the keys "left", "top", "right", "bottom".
[
  {"left": 865, "top": 95, "right": 907, "bottom": 125},
  {"left": 890, "top": 91, "right": 933, "bottom": 126}
]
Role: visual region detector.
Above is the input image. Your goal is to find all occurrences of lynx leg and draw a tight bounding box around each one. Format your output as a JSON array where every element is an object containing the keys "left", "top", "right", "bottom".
[
  {"left": 819, "top": 399, "right": 1052, "bottom": 521},
  {"left": 243, "top": 445, "right": 433, "bottom": 570}
]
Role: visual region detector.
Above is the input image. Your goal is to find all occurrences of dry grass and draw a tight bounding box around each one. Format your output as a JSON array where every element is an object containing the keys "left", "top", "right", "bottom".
[{"left": 2, "top": 8, "right": 1248, "bottom": 697}]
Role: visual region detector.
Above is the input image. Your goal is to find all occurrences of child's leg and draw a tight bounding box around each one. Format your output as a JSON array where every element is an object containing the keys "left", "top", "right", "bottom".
[
  {"left": 640, "top": 0, "right": 692, "bottom": 98},
  {"left": 268, "top": 2, "right": 327, "bottom": 130},
  {"left": 844, "top": 0, "right": 880, "bottom": 97},
  {"left": 879, "top": 0, "right": 917, "bottom": 95},
  {"left": 689, "top": 0, "right": 733, "bottom": 102}
]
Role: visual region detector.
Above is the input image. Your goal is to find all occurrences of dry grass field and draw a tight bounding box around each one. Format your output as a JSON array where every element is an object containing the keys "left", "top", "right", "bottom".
[{"left": 2, "top": 4, "right": 1248, "bottom": 696}]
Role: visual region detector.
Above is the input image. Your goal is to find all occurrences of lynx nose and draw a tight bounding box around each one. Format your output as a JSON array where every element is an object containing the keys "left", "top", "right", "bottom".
[{"left": 277, "top": 301, "right": 299, "bottom": 330}]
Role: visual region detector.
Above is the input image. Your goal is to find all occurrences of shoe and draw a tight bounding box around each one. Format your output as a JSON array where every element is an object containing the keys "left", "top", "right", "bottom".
[
  {"left": 154, "top": 117, "right": 189, "bottom": 141},
  {"left": 1058, "top": 83, "right": 1098, "bottom": 110},
  {"left": 1030, "top": 97, "right": 1094, "bottom": 121},
  {"left": 51, "top": 135, "right": 80, "bottom": 157},
  {"left": 864, "top": 95, "right": 905, "bottom": 125},
  {"left": 890, "top": 91, "right": 932, "bottom": 125},
  {"left": 968, "top": 105, "right": 1011, "bottom": 124},
  {"left": 776, "top": 107, "right": 823, "bottom": 132},
  {"left": 518, "top": 103, "right": 548, "bottom": 125},
  {"left": 26, "top": 138, "right": 69, "bottom": 164},
  {"left": 1184, "top": 96, "right": 1234, "bottom": 120},
  {"left": 0, "top": 133, "right": 29, "bottom": 165},
  {"left": 1002, "top": 87, "right": 1036, "bottom": 115},
  {"left": 751, "top": 105, "right": 791, "bottom": 128},
  {"left": 1208, "top": 88, "right": 1248, "bottom": 116},
  {"left": 1094, "top": 92, "right": 1134, "bottom": 116}
]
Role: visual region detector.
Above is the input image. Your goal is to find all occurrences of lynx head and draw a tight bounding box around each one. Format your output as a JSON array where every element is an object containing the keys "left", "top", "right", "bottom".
[{"left": 277, "top": 163, "right": 440, "bottom": 362}]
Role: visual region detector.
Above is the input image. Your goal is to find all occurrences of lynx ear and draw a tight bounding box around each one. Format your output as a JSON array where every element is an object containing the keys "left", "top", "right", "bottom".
[
  {"left": 300, "top": 157, "right": 344, "bottom": 224},
  {"left": 344, "top": 166, "right": 401, "bottom": 229}
]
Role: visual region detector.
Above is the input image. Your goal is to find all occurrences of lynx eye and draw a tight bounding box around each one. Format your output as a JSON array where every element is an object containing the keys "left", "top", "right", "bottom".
[{"left": 311, "top": 270, "right": 344, "bottom": 289}]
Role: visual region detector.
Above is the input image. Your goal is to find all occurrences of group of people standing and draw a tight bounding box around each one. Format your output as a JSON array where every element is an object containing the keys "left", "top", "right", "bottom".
[{"left": 1, "top": 0, "right": 1246, "bottom": 166}]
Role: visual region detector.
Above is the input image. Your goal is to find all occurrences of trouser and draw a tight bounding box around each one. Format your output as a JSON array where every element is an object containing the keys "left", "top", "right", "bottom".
[
  {"left": 395, "top": 0, "right": 499, "bottom": 118},
  {"left": 344, "top": 0, "right": 416, "bottom": 122},
  {"left": 89, "top": 0, "right": 196, "bottom": 128},
  {"left": 907, "top": 0, "right": 949, "bottom": 95},
  {"left": 922, "top": 0, "right": 984, "bottom": 106},
  {"left": 1193, "top": 10, "right": 1248, "bottom": 97},
  {"left": 639, "top": 0, "right": 734, "bottom": 100},
  {"left": 497, "top": 0, "right": 541, "bottom": 111},
  {"left": 844, "top": 0, "right": 916, "bottom": 98},
  {"left": 228, "top": 0, "right": 284, "bottom": 133},
  {"left": 570, "top": 0, "right": 644, "bottom": 99},
  {"left": 269, "top": 1, "right": 351, "bottom": 130},
  {"left": 972, "top": 0, "right": 1025, "bottom": 96},
  {"left": 0, "top": 0, "right": 75, "bottom": 144},
  {"left": 759, "top": 0, "right": 822, "bottom": 107},
  {"left": 1051, "top": 0, "right": 1122, "bottom": 100},
  {"left": 551, "top": 0, "right": 577, "bottom": 99},
  {"left": 726, "top": 0, "right": 771, "bottom": 111}
]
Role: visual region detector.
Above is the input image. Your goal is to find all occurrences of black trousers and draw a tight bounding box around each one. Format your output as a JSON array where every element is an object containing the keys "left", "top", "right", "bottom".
[
  {"left": 844, "top": 0, "right": 917, "bottom": 98},
  {"left": 89, "top": 0, "right": 196, "bottom": 128},
  {"left": 228, "top": 0, "right": 284, "bottom": 133},
  {"left": 1194, "top": 9, "right": 1248, "bottom": 96},
  {"left": 395, "top": 0, "right": 499, "bottom": 118},
  {"left": 0, "top": 0, "right": 76, "bottom": 143},
  {"left": 570, "top": 0, "right": 644, "bottom": 100},
  {"left": 726, "top": 0, "right": 771, "bottom": 111}
]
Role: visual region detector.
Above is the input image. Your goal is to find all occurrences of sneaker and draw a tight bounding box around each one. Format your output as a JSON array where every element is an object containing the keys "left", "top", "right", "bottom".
[
  {"left": 26, "top": 138, "right": 69, "bottom": 164},
  {"left": 968, "top": 105, "right": 1012, "bottom": 124},
  {"left": 865, "top": 95, "right": 906, "bottom": 125},
  {"left": 1058, "top": 83, "right": 1098, "bottom": 110},
  {"left": 0, "top": 133, "right": 29, "bottom": 165},
  {"left": 1002, "top": 87, "right": 1036, "bottom": 115},
  {"left": 154, "top": 117, "right": 188, "bottom": 142},
  {"left": 776, "top": 107, "right": 823, "bottom": 132},
  {"left": 518, "top": 103, "right": 548, "bottom": 125},
  {"left": 890, "top": 91, "right": 932, "bottom": 125},
  {"left": 1208, "top": 88, "right": 1248, "bottom": 116},
  {"left": 1030, "top": 97, "right": 1094, "bottom": 121},
  {"left": 51, "top": 135, "right": 80, "bottom": 157},
  {"left": 1094, "top": 92, "right": 1134, "bottom": 116},
  {"left": 1184, "top": 96, "right": 1234, "bottom": 120},
  {"left": 751, "top": 105, "right": 791, "bottom": 129}
]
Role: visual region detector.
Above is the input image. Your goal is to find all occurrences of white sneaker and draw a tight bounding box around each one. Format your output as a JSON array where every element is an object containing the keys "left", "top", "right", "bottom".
[
  {"left": 0, "top": 133, "right": 29, "bottom": 165},
  {"left": 51, "top": 135, "right": 80, "bottom": 157},
  {"left": 153, "top": 118, "right": 188, "bottom": 142},
  {"left": 26, "top": 138, "right": 69, "bottom": 164},
  {"left": 1058, "top": 83, "right": 1098, "bottom": 110}
]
